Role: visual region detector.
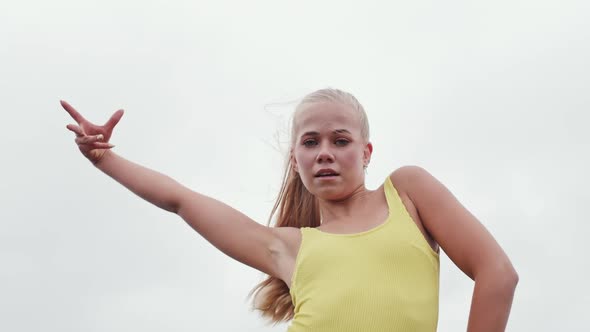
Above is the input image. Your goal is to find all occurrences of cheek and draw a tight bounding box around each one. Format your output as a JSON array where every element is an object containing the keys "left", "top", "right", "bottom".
[
  {"left": 341, "top": 149, "right": 363, "bottom": 167},
  {"left": 294, "top": 150, "right": 315, "bottom": 170}
]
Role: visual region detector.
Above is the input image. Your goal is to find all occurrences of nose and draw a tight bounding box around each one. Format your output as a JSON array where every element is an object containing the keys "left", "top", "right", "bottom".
[{"left": 315, "top": 142, "right": 334, "bottom": 164}]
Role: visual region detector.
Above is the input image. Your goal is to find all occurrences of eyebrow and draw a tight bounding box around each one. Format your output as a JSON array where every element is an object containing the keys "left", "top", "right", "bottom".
[{"left": 301, "top": 129, "right": 352, "bottom": 137}]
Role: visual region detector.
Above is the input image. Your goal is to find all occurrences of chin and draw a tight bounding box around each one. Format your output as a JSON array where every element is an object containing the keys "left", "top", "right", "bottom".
[{"left": 312, "top": 186, "right": 348, "bottom": 201}]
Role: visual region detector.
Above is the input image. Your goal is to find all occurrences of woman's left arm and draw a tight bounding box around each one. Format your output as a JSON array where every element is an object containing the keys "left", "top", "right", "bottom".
[{"left": 395, "top": 166, "right": 518, "bottom": 332}]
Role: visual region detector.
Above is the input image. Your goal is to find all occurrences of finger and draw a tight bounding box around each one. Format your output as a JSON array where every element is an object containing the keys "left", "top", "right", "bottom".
[
  {"left": 91, "top": 142, "right": 115, "bottom": 149},
  {"left": 104, "top": 109, "right": 124, "bottom": 129},
  {"left": 66, "top": 124, "right": 86, "bottom": 137},
  {"left": 60, "top": 100, "right": 87, "bottom": 124},
  {"left": 75, "top": 134, "right": 104, "bottom": 145}
]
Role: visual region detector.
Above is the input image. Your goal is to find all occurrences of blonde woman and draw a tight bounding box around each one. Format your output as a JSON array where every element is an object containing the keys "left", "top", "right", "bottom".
[{"left": 61, "top": 88, "right": 518, "bottom": 331}]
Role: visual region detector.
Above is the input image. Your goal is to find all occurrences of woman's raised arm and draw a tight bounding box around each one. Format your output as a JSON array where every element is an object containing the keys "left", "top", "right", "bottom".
[{"left": 60, "top": 100, "right": 286, "bottom": 278}]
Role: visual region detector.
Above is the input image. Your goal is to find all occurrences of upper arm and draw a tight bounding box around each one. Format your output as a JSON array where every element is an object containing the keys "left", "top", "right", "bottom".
[
  {"left": 175, "top": 187, "right": 283, "bottom": 278},
  {"left": 394, "top": 166, "right": 517, "bottom": 281}
]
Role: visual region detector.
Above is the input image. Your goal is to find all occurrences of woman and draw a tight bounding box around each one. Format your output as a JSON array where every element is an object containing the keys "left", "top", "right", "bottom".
[{"left": 61, "top": 88, "right": 518, "bottom": 331}]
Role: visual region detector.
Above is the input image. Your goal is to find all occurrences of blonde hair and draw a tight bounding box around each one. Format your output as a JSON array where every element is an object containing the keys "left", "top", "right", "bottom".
[{"left": 249, "top": 88, "right": 370, "bottom": 323}]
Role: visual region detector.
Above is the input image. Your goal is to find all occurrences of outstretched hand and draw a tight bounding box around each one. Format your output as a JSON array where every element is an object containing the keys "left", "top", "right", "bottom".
[{"left": 61, "top": 100, "right": 124, "bottom": 164}]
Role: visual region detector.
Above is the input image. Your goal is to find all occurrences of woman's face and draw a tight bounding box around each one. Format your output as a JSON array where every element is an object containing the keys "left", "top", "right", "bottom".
[{"left": 291, "top": 101, "right": 372, "bottom": 200}]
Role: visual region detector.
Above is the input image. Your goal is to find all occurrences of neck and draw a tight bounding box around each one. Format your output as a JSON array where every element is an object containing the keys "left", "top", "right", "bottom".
[{"left": 317, "top": 183, "right": 375, "bottom": 225}]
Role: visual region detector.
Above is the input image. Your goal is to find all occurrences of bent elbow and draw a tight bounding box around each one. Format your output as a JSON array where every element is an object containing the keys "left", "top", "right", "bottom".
[
  {"left": 475, "top": 260, "right": 519, "bottom": 289},
  {"left": 509, "top": 268, "right": 519, "bottom": 287},
  {"left": 497, "top": 264, "right": 519, "bottom": 290}
]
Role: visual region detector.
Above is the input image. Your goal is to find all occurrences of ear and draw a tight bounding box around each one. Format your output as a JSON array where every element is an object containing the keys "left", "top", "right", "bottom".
[
  {"left": 290, "top": 148, "right": 299, "bottom": 173},
  {"left": 363, "top": 142, "right": 373, "bottom": 167}
]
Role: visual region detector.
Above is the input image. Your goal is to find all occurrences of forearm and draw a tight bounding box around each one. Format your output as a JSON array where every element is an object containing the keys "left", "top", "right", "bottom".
[
  {"left": 95, "top": 150, "right": 186, "bottom": 213},
  {"left": 466, "top": 270, "right": 518, "bottom": 332}
]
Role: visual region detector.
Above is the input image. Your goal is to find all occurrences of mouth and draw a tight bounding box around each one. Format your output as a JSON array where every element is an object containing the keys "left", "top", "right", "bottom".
[{"left": 314, "top": 169, "right": 340, "bottom": 178}]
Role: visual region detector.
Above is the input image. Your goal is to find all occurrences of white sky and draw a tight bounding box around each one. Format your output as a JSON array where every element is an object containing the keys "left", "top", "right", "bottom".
[{"left": 1, "top": 0, "right": 589, "bottom": 331}]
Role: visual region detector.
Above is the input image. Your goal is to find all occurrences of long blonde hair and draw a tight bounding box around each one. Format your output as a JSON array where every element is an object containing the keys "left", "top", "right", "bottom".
[{"left": 249, "top": 88, "right": 370, "bottom": 323}]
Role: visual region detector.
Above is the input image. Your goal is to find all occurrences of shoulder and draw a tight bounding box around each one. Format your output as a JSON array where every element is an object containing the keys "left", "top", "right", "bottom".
[
  {"left": 389, "top": 166, "right": 518, "bottom": 281},
  {"left": 388, "top": 165, "right": 434, "bottom": 193},
  {"left": 388, "top": 165, "right": 452, "bottom": 208}
]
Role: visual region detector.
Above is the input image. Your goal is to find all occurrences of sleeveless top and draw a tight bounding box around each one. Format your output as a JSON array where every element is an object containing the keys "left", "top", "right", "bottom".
[{"left": 287, "top": 176, "right": 440, "bottom": 332}]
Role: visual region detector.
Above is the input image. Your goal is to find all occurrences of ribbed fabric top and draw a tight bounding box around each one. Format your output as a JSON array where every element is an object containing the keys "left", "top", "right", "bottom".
[{"left": 287, "top": 176, "right": 440, "bottom": 332}]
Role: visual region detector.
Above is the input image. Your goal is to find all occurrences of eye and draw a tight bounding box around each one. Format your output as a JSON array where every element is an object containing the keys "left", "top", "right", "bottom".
[
  {"left": 335, "top": 138, "right": 349, "bottom": 146},
  {"left": 303, "top": 139, "right": 318, "bottom": 147}
]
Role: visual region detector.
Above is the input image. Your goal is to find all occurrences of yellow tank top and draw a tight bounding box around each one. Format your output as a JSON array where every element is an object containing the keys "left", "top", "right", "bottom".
[{"left": 287, "top": 176, "right": 440, "bottom": 332}]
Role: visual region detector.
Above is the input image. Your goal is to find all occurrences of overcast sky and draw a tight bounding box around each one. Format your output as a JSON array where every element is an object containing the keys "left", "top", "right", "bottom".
[{"left": 1, "top": 0, "right": 589, "bottom": 331}]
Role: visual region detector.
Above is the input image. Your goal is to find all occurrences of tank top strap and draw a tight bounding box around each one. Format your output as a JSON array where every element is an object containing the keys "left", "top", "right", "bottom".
[
  {"left": 383, "top": 174, "right": 407, "bottom": 219},
  {"left": 384, "top": 174, "right": 440, "bottom": 258}
]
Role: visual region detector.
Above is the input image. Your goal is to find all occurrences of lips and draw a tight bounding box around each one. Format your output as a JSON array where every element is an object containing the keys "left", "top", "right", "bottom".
[{"left": 314, "top": 168, "right": 340, "bottom": 177}]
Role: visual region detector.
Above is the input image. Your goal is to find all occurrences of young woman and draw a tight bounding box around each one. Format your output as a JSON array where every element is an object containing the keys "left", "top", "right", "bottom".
[{"left": 61, "top": 88, "right": 518, "bottom": 331}]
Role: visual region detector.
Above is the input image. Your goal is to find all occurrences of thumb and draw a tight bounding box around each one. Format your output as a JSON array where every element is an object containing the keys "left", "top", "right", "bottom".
[{"left": 104, "top": 109, "right": 124, "bottom": 129}]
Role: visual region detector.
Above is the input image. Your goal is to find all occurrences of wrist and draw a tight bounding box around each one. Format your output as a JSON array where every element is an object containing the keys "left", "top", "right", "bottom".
[{"left": 94, "top": 149, "right": 114, "bottom": 168}]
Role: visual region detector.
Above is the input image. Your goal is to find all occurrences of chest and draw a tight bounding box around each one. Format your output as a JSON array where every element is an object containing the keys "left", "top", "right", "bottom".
[{"left": 289, "top": 224, "right": 440, "bottom": 330}]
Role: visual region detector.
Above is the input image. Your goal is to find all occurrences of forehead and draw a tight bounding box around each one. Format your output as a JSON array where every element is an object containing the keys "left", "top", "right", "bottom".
[{"left": 294, "top": 102, "right": 359, "bottom": 135}]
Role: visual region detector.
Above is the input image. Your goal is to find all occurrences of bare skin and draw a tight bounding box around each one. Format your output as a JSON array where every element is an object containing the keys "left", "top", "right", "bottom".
[
  {"left": 62, "top": 99, "right": 516, "bottom": 332},
  {"left": 60, "top": 99, "right": 436, "bottom": 289},
  {"left": 274, "top": 177, "right": 439, "bottom": 289}
]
